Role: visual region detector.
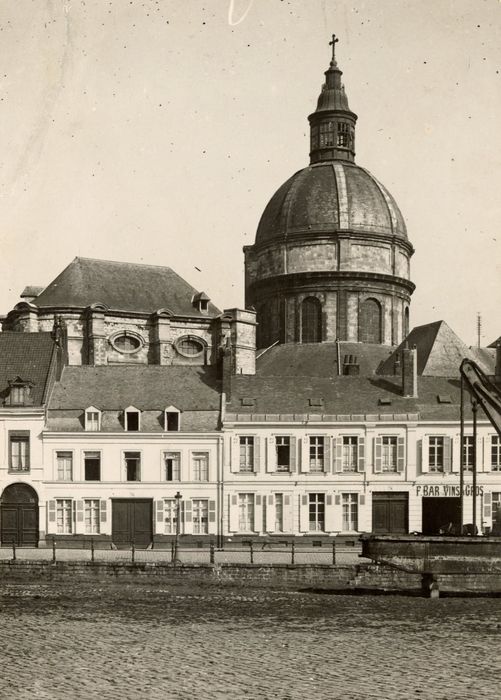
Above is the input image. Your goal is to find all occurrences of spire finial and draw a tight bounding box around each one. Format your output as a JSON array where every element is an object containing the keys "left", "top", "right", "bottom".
[{"left": 329, "top": 33, "right": 339, "bottom": 66}]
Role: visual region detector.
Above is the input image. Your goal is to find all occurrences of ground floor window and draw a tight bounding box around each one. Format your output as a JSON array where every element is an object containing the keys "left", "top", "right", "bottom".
[
  {"left": 56, "top": 499, "right": 72, "bottom": 534},
  {"left": 164, "top": 498, "right": 178, "bottom": 534},
  {"left": 342, "top": 493, "right": 358, "bottom": 531},
  {"left": 192, "top": 499, "right": 208, "bottom": 535},
  {"left": 84, "top": 499, "right": 100, "bottom": 534},
  {"left": 491, "top": 437, "right": 501, "bottom": 471},
  {"left": 309, "top": 493, "right": 325, "bottom": 532},
  {"left": 238, "top": 493, "right": 255, "bottom": 532},
  {"left": 492, "top": 493, "right": 501, "bottom": 523},
  {"left": 275, "top": 493, "right": 284, "bottom": 532}
]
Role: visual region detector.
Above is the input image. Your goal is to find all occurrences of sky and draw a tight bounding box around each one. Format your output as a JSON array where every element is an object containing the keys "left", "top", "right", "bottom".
[{"left": 0, "top": 0, "right": 500, "bottom": 346}]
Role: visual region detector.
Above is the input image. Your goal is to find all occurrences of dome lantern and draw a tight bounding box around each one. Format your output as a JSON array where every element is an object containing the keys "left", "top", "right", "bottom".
[{"left": 308, "top": 35, "right": 357, "bottom": 164}]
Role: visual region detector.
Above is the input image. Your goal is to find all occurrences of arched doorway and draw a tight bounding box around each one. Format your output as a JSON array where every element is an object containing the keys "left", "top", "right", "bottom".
[
  {"left": 301, "top": 297, "right": 322, "bottom": 343},
  {"left": 359, "top": 298, "right": 382, "bottom": 344},
  {"left": 1, "top": 483, "right": 39, "bottom": 546}
]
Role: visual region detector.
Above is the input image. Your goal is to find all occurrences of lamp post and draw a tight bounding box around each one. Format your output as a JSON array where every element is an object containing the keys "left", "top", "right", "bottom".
[{"left": 173, "top": 491, "right": 182, "bottom": 564}]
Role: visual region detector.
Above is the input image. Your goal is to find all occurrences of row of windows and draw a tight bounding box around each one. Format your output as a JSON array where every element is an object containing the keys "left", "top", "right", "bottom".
[
  {"left": 85, "top": 407, "right": 181, "bottom": 432},
  {"left": 52, "top": 451, "right": 209, "bottom": 483},
  {"left": 236, "top": 435, "right": 501, "bottom": 474},
  {"left": 52, "top": 498, "right": 212, "bottom": 535},
  {"left": 235, "top": 492, "right": 359, "bottom": 533}
]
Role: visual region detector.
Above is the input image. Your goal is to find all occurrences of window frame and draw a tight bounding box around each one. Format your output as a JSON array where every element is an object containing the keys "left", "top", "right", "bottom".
[
  {"left": 164, "top": 406, "right": 181, "bottom": 432},
  {"left": 381, "top": 435, "right": 398, "bottom": 473},
  {"left": 309, "top": 436, "right": 325, "bottom": 473},
  {"left": 492, "top": 436, "right": 501, "bottom": 471},
  {"left": 83, "top": 450, "right": 101, "bottom": 482},
  {"left": 192, "top": 498, "right": 209, "bottom": 535},
  {"left": 164, "top": 451, "right": 181, "bottom": 482},
  {"left": 9, "top": 431, "right": 30, "bottom": 472},
  {"left": 84, "top": 498, "right": 100, "bottom": 534},
  {"left": 124, "top": 450, "right": 141, "bottom": 482},
  {"left": 342, "top": 493, "right": 359, "bottom": 532},
  {"left": 462, "top": 435, "right": 474, "bottom": 471},
  {"left": 308, "top": 493, "right": 325, "bottom": 532},
  {"left": 239, "top": 436, "right": 255, "bottom": 473},
  {"left": 56, "top": 450, "right": 73, "bottom": 481},
  {"left": 428, "top": 436, "right": 445, "bottom": 472},
  {"left": 238, "top": 493, "right": 255, "bottom": 532},
  {"left": 192, "top": 451, "right": 209, "bottom": 482},
  {"left": 124, "top": 406, "right": 141, "bottom": 432},
  {"left": 276, "top": 436, "right": 291, "bottom": 473},
  {"left": 56, "top": 498, "right": 73, "bottom": 534},
  {"left": 342, "top": 435, "right": 358, "bottom": 473},
  {"left": 85, "top": 406, "right": 101, "bottom": 432}
]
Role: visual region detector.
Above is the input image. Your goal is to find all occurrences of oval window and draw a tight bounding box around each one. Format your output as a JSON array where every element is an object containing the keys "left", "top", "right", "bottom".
[
  {"left": 110, "top": 332, "right": 143, "bottom": 354},
  {"left": 176, "top": 336, "right": 204, "bottom": 357}
]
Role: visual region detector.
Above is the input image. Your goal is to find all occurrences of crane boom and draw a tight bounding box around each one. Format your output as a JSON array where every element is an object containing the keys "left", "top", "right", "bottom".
[{"left": 460, "top": 359, "right": 501, "bottom": 438}]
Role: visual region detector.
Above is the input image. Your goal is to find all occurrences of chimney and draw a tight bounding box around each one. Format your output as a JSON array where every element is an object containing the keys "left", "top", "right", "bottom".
[{"left": 402, "top": 345, "right": 418, "bottom": 397}]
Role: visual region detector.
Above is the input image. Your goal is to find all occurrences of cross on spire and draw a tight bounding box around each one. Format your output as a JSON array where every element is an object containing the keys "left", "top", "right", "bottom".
[{"left": 329, "top": 34, "right": 339, "bottom": 65}]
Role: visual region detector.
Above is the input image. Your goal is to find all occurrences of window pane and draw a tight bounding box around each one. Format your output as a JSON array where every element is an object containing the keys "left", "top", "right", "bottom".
[
  {"left": 57, "top": 451, "right": 73, "bottom": 481},
  {"left": 84, "top": 499, "right": 100, "bottom": 534}
]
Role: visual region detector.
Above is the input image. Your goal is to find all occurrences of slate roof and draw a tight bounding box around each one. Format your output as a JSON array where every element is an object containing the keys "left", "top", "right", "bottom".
[
  {"left": 0, "top": 332, "right": 57, "bottom": 406},
  {"left": 257, "top": 342, "right": 392, "bottom": 377},
  {"left": 377, "top": 321, "right": 495, "bottom": 377},
  {"left": 49, "top": 366, "right": 221, "bottom": 411},
  {"left": 226, "top": 374, "right": 496, "bottom": 422},
  {"left": 32, "top": 257, "right": 221, "bottom": 317}
]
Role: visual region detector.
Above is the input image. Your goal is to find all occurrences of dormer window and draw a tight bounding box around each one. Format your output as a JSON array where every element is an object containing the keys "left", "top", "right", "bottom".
[
  {"left": 85, "top": 406, "right": 101, "bottom": 431},
  {"left": 7, "top": 377, "right": 33, "bottom": 406},
  {"left": 164, "top": 406, "right": 181, "bottom": 432},
  {"left": 124, "top": 406, "right": 141, "bottom": 432},
  {"left": 192, "top": 291, "right": 210, "bottom": 314}
]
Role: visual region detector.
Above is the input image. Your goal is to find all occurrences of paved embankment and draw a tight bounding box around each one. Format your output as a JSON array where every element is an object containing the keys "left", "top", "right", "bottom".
[{"left": 0, "top": 581, "right": 500, "bottom": 700}]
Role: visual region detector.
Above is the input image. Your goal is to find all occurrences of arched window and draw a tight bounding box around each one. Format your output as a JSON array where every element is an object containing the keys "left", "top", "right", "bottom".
[
  {"left": 301, "top": 297, "right": 322, "bottom": 343},
  {"left": 359, "top": 298, "right": 382, "bottom": 344}
]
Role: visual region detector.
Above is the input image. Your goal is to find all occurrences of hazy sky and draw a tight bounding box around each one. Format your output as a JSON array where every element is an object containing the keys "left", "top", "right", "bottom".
[{"left": 0, "top": 0, "right": 500, "bottom": 346}]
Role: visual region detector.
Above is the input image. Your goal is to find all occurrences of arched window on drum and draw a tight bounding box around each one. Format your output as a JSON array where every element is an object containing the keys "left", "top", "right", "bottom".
[
  {"left": 359, "top": 298, "right": 382, "bottom": 344},
  {"left": 301, "top": 297, "right": 322, "bottom": 343}
]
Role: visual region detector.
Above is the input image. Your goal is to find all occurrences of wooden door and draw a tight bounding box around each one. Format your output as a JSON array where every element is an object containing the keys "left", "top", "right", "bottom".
[
  {"left": 1, "top": 484, "right": 39, "bottom": 546},
  {"left": 112, "top": 499, "right": 153, "bottom": 548},
  {"left": 372, "top": 492, "right": 408, "bottom": 534}
]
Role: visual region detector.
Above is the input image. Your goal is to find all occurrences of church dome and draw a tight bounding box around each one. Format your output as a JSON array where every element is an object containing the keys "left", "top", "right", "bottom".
[{"left": 256, "top": 161, "right": 407, "bottom": 246}]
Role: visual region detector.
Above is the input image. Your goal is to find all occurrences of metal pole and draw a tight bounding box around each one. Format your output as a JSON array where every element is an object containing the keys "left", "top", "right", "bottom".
[
  {"left": 472, "top": 398, "right": 478, "bottom": 535},
  {"left": 52, "top": 539, "right": 56, "bottom": 563},
  {"left": 249, "top": 540, "right": 254, "bottom": 564},
  {"left": 291, "top": 540, "right": 295, "bottom": 565},
  {"left": 12, "top": 538, "right": 16, "bottom": 561},
  {"left": 173, "top": 491, "right": 182, "bottom": 565},
  {"left": 460, "top": 374, "right": 464, "bottom": 531},
  {"left": 332, "top": 539, "right": 336, "bottom": 565},
  {"left": 91, "top": 538, "right": 95, "bottom": 563},
  {"left": 131, "top": 539, "right": 135, "bottom": 564}
]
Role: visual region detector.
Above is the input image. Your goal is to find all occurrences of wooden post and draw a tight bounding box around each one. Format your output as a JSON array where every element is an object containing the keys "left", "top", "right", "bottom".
[
  {"left": 210, "top": 543, "right": 215, "bottom": 564},
  {"left": 249, "top": 540, "right": 254, "bottom": 564},
  {"left": 332, "top": 539, "right": 336, "bottom": 565},
  {"left": 52, "top": 539, "right": 56, "bottom": 563},
  {"left": 291, "top": 540, "right": 295, "bottom": 565},
  {"left": 91, "top": 538, "right": 95, "bottom": 563},
  {"left": 11, "top": 538, "right": 16, "bottom": 562}
]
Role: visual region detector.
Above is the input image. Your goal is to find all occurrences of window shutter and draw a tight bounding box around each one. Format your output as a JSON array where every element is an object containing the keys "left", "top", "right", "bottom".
[
  {"left": 184, "top": 500, "right": 192, "bottom": 535},
  {"left": 333, "top": 494, "right": 342, "bottom": 532},
  {"left": 324, "top": 437, "right": 331, "bottom": 473},
  {"left": 290, "top": 437, "right": 297, "bottom": 472},
  {"left": 254, "top": 436, "right": 261, "bottom": 473},
  {"left": 443, "top": 437, "right": 452, "bottom": 473},
  {"left": 48, "top": 500, "right": 56, "bottom": 525},
  {"left": 229, "top": 494, "right": 239, "bottom": 532},
  {"left": 374, "top": 437, "right": 382, "bottom": 473},
  {"left": 324, "top": 493, "right": 335, "bottom": 531},
  {"left": 421, "top": 436, "right": 429, "bottom": 473},
  {"left": 476, "top": 436, "right": 483, "bottom": 471},
  {"left": 208, "top": 500, "right": 216, "bottom": 534},
  {"left": 265, "top": 494, "right": 275, "bottom": 533},
  {"left": 335, "top": 495, "right": 341, "bottom": 506},
  {"left": 359, "top": 494, "right": 365, "bottom": 506},
  {"left": 254, "top": 495, "right": 263, "bottom": 533},
  {"left": 299, "top": 494, "right": 309, "bottom": 532},
  {"left": 25, "top": 436, "right": 31, "bottom": 468},
  {"left": 76, "top": 500, "right": 84, "bottom": 523},
  {"left": 100, "top": 500, "right": 107, "bottom": 524},
  {"left": 484, "top": 492, "right": 492, "bottom": 520},
  {"left": 301, "top": 438, "right": 310, "bottom": 473},
  {"left": 334, "top": 437, "right": 343, "bottom": 473},
  {"left": 397, "top": 437, "right": 405, "bottom": 473},
  {"left": 230, "top": 436, "right": 239, "bottom": 473},
  {"left": 266, "top": 437, "right": 276, "bottom": 473},
  {"left": 452, "top": 435, "right": 460, "bottom": 473},
  {"left": 283, "top": 494, "right": 293, "bottom": 533},
  {"left": 484, "top": 437, "right": 492, "bottom": 472},
  {"left": 357, "top": 437, "right": 365, "bottom": 472},
  {"left": 156, "top": 500, "right": 164, "bottom": 523}
]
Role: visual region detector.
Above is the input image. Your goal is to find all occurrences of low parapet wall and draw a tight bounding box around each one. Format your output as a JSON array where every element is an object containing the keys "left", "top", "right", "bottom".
[{"left": 1, "top": 560, "right": 501, "bottom": 595}]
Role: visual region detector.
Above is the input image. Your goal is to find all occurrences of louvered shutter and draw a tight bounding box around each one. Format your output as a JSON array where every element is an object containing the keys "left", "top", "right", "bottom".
[
  {"left": 75, "top": 499, "right": 84, "bottom": 534},
  {"left": 483, "top": 437, "right": 492, "bottom": 472},
  {"left": 254, "top": 495, "right": 263, "bottom": 533},
  {"left": 452, "top": 435, "right": 460, "bottom": 473},
  {"left": 100, "top": 500, "right": 107, "bottom": 525},
  {"left": 324, "top": 437, "right": 331, "bottom": 473},
  {"left": 484, "top": 492, "right": 492, "bottom": 521},
  {"left": 266, "top": 437, "right": 276, "bottom": 473},
  {"left": 333, "top": 494, "right": 343, "bottom": 532},
  {"left": 230, "top": 436, "right": 239, "bottom": 473},
  {"left": 374, "top": 437, "right": 383, "bottom": 473},
  {"left": 334, "top": 437, "right": 343, "bottom": 473},
  {"left": 357, "top": 437, "right": 365, "bottom": 472},
  {"left": 283, "top": 494, "right": 292, "bottom": 533},
  {"left": 48, "top": 500, "right": 56, "bottom": 531},
  {"left": 229, "top": 494, "right": 239, "bottom": 532},
  {"left": 265, "top": 494, "right": 275, "bottom": 533},
  {"left": 324, "top": 494, "right": 335, "bottom": 531},
  {"left": 254, "top": 437, "right": 261, "bottom": 473},
  {"left": 155, "top": 500, "right": 164, "bottom": 534},
  {"left": 397, "top": 437, "right": 405, "bottom": 473},
  {"left": 299, "top": 494, "right": 309, "bottom": 532},
  {"left": 443, "top": 437, "right": 452, "bottom": 473},
  {"left": 184, "top": 500, "right": 192, "bottom": 535},
  {"left": 208, "top": 500, "right": 216, "bottom": 534},
  {"left": 301, "top": 438, "right": 310, "bottom": 473},
  {"left": 421, "top": 436, "right": 429, "bottom": 473},
  {"left": 290, "top": 437, "right": 297, "bottom": 472}
]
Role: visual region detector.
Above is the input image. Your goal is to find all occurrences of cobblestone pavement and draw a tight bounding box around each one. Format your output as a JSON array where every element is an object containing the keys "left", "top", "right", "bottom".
[
  {"left": 0, "top": 545, "right": 369, "bottom": 566},
  {"left": 0, "top": 582, "right": 500, "bottom": 700}
]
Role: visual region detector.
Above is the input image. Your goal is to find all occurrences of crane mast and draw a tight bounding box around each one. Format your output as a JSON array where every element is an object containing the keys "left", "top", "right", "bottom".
[{"left": 459, "top": 359, "right": 501, "bottom": 438}]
